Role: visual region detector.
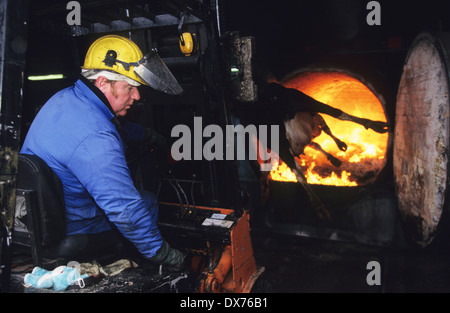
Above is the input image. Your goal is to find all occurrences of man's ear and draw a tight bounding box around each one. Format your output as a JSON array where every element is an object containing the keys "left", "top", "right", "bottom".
[{"left": 95, "top": 76, "right": 109, "bottom": 93}]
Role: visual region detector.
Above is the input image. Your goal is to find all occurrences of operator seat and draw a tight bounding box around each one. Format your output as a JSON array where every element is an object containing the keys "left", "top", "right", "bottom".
[
  {"left": 14, "top": 154, "right": 141, "bottom": 266},
  {"left": 14, "top": 154, "right": 67, "bottom": 266}
]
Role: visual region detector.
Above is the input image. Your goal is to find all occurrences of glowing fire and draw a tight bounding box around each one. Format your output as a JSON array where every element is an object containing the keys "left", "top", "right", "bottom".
[
  {"left": 269, "top": 71, "right": 388, "bottom": 186},
  {"left": 268, "top": 159, "right": 297, "bottom": 182}
]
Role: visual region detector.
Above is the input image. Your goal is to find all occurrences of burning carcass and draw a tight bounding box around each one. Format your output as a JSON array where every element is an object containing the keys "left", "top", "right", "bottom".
[
  {"left": 234, "top": 67, "right": 393, "bottom": 244},
  {"left": 268, "top": 72, "right": 390, "bottom": 188}
]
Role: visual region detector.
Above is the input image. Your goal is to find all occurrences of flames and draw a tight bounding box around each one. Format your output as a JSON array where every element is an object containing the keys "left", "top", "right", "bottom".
[
  {"left": 269, "top": 71, "right": 388, "bottom": 186},
  {"left": 268, "top": 159, "right": 297, "bottom": 182}
]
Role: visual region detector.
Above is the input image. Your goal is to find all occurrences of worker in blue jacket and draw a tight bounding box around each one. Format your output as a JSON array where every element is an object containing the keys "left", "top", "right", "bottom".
[{"left": 20, "top": 35, "right": 185, "bottom": 270}]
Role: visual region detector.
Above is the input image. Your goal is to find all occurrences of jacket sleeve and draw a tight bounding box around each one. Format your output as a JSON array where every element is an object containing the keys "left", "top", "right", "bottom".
[
  {"left": 120, "top": 121, "right": 146, "bottom": 143},
  {"left": 67, "top": 130, "right": 163, "bottom": 258}
]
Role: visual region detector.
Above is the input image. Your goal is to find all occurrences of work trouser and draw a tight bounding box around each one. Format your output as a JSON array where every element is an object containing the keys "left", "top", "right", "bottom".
[
  {"left": 44, "top": 190, "right": 158, "bottom": 262},
  {"left": 43, "top": 229, "right": 141, "bottom": 262}
]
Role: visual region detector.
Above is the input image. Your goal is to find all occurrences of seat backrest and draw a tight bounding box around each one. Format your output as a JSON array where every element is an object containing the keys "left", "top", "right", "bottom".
[{"left": 17, "top": 154, "right": 66, "bottom": 246}]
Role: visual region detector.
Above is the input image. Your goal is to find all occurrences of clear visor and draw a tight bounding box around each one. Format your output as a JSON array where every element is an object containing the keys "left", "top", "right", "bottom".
[{"left": 134, "top": 50, "right": 183, "bottom": 96}]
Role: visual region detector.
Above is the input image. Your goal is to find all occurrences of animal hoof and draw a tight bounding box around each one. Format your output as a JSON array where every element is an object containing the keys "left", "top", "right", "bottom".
[
  {"left": 328, "top": 156, "right": 342, "bottom": 167},
  {"left": 368, "top": 121, "right": 389, "bottom": 133},
  {"left": 338, "top": 141, "right": 348, "bottom": 152}
]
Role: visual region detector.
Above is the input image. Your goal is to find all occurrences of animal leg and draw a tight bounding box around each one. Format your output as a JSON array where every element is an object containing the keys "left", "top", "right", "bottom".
[
  {"left": 287, "top": 150, "right": 330, "bottom": 221},
  {"left": 310, "top": 98, "right": 389, "bottom": 134},
  {"left": 316, "top": 115, "right": 347, "bottom": 151},
  {"left": 292, "top": 165, "right": 331, "bottom": 222},
  {"left": 308, "top": 142, "right": 342, "bottom": 167},
  {"left": 333, "top": 112, "right": 389, "bottom": 134},
  {"left": 277, "top": 125, "right": 331, "bottom": 221},
  {"left": 269, "top": 84, "right": 390, "bottom": 134}
]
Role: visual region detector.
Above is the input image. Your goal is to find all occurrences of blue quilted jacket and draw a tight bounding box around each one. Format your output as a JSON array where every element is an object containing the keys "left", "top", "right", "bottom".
[{"left": 20, "top": 76, "right": 163, "bottom": 258}]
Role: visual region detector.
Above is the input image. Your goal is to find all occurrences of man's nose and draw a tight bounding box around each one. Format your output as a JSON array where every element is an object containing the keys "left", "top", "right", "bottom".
[{"left": 131, "top": 87, "right": 140, "bottom": 101}]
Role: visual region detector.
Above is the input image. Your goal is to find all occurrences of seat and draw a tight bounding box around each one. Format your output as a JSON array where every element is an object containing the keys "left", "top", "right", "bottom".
[{"left": 14, "top": 154, "right": 66, "bottom": 266}]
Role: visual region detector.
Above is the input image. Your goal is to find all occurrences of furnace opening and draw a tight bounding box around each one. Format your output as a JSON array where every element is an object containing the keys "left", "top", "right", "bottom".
[{"left": 269, "top": 70, "right": 389, "bottom": 186}]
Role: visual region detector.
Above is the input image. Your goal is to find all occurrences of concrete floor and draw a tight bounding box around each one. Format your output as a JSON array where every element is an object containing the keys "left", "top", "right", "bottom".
[{"left": 9, "top": 229, "right": 450, "bottom": 293}]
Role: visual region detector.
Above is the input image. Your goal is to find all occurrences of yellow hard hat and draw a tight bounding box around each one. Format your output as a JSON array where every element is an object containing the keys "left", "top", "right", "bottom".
[{"left": 82, "top": 35, "right": 146, "bottom": 85}]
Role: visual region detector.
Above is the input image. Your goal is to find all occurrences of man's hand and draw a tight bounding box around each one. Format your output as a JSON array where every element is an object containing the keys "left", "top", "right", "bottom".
[{"left": 149, "top": 240, "right": 186, "bottom": 272}]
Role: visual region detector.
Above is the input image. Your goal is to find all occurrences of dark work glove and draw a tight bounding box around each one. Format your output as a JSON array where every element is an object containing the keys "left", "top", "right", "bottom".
[{"left": 149, "top": 240, "right": 186, "bottom": 272}]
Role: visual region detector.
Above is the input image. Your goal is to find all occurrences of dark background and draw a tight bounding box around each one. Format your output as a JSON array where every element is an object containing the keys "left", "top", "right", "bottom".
[
  {"left": 24, "top": 0, "right": 450, "bottom": 114},
  {"left": 223, "top": 0, "right": 450, "bottom": 93}
]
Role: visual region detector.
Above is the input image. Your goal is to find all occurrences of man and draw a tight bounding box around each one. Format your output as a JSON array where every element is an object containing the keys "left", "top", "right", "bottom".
[{"left": 20, "top": 35, "right": 185, "bottom": 270}]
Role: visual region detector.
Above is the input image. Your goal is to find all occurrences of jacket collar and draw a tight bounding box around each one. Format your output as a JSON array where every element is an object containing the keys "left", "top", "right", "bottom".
[{"left": 75, "top": 75, "right": 124, "bottom": 135}]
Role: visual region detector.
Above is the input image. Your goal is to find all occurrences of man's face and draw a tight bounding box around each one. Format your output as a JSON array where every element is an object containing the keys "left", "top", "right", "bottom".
[{"left": 97, "top": 77, "right": 140, "bottom": 117}]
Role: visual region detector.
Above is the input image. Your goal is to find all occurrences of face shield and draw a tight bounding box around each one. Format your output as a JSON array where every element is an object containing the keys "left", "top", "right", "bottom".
[
  {"left": 102, "top": 48, "right": 183, "bottom": 96},
  {"left": 133, "top": 50, "right": 184, "bottom": 96}
]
